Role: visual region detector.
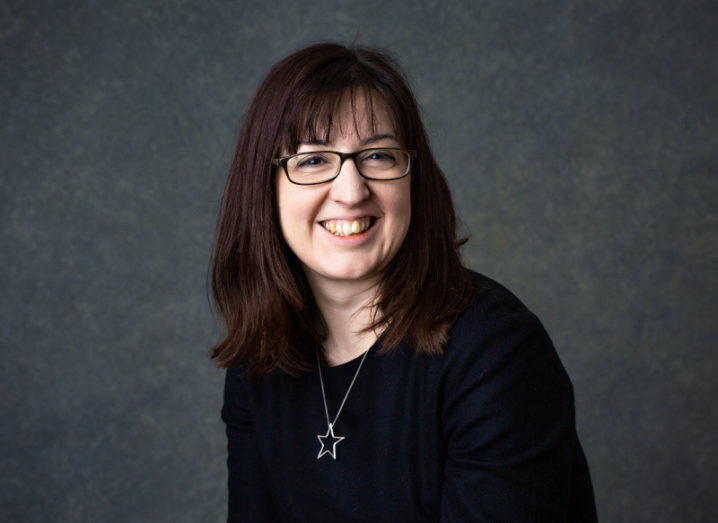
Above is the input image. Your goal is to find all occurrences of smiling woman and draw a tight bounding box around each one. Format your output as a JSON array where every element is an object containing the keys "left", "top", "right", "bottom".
[
  {"left": 275, "top": 95, "right": 412, "bottom": 294},
  {"left": 211, "top": 43, "right": 472, "bottom": 374},
  {"left": 210, "top": 43, "right": 597, "bottom": 522}
]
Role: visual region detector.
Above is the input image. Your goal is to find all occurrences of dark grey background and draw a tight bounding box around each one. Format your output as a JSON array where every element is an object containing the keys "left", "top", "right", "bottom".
[{"left": 1, "top": 0, "right": 716, "bottom": 521}]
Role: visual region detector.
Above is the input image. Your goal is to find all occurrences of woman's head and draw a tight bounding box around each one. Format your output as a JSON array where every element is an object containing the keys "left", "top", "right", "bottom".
[
  {"left": 211, "top": 43, "right": 472, "bottom": 375},
  {"left": 275, "top": 91, "right": 413, "bottom": 288}
]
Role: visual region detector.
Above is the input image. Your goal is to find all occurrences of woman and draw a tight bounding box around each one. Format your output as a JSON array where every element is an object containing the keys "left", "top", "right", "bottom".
[{"left": 211, "top": 43, "right": 597, "bottom": 522}]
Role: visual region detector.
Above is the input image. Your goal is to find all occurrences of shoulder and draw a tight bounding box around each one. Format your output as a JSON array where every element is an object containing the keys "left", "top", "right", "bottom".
[
  {"left": 446, "top": 270, "right": 544, "bottom": 352},
  {"left": 463, "top": 269, "right": 534, "bottom": 323},
  {"left": 222, "top": 363, "right": 257, "bottom": 426},
  {"left": 437, "top": 271, "right": 592, "bottom": 520},
  {"left": 441, "top": 269, "right": 573, "bottom": 414}
]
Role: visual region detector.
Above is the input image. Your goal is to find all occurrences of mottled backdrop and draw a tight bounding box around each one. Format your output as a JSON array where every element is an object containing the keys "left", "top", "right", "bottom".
[{"left": 1, "top": 0, "right": 716, "bottom": 521}]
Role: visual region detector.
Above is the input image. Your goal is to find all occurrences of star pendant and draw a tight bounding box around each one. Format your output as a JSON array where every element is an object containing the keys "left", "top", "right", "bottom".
[{"left": 317, "top": 424, "right": 345, "bottom": 460}]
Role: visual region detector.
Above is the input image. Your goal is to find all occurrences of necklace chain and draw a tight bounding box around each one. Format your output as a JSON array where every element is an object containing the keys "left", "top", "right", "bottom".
[{"left": 317, "top": 347, "right": 370, "bottom": 429}]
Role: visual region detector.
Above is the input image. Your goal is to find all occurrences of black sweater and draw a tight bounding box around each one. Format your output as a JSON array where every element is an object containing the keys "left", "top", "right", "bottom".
[{"left": 222, "top": 271, "right": 597, "bottom": 522}]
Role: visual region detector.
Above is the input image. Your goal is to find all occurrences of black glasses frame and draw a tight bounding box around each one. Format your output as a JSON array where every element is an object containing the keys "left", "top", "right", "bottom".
[{"left": 272, "top": 147, "right": 417, "bottom": 186}]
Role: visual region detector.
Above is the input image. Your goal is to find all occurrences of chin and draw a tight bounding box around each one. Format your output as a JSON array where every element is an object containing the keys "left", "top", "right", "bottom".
[{"left": 309, "top": 263, "right": 383, "bottom": 285}]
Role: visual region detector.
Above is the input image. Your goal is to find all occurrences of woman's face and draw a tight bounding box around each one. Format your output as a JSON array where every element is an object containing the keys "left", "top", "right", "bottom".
[{"left": 275, "top": 96, "right": 412, "bottom": 290}]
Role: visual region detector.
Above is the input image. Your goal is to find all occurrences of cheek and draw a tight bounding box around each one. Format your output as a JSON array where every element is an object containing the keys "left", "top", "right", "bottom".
[
  {"left": 276, "top": 177, "right": 299, "bottom": 241},
  {"left": 390, "top": 181, "right": 412, "bottom": 232},
  {"left": 276, "top": 180, "right": 322, "bottom": 239}
]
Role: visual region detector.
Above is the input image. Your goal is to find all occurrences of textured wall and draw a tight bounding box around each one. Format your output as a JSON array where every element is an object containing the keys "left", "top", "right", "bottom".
[{"left": 1, "top": 0, "right": 716, "bottom": 521}]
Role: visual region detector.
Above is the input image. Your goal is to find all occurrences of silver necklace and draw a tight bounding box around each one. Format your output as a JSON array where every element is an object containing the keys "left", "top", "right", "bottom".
[{"left": 316, "top": 347, "right": 370, "bottom": 460}]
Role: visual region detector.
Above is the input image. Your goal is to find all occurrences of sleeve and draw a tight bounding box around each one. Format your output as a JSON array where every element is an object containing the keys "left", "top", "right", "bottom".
[
  {"left": 222, "top": 368, "right": 280, "bottom": 523},
  {"left": 439, "top": 311, "right": 595, "bottom": 523}
]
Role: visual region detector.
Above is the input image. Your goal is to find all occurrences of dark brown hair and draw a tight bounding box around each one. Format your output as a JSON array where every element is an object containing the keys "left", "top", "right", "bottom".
[{"left": 210, "top": 43, "right": 473, "bottom": 376}]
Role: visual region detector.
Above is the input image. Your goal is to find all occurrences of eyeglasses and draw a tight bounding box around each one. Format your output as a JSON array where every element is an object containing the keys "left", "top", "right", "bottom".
[{"left": 272, "top": 147, "right": 417, "bottom": 185}]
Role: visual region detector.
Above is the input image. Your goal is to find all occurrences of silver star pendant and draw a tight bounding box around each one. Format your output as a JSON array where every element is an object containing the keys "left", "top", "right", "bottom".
[{"left": 316, "top": 424, "right": 345, "bottom": 460}]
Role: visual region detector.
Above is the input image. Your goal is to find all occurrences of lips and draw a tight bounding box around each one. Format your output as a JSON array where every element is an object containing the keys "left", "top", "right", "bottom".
[{"left": 320, "top": 217, "right": 375, "bottom": 236}]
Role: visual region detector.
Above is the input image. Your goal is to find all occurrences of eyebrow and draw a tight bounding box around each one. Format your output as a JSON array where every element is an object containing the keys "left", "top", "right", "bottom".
[
  {"left": 298, "top": 134, "right": 399, "bottom": 148},
  {"left": 360, "top": 134, "right": 398, "bottom": 146}
]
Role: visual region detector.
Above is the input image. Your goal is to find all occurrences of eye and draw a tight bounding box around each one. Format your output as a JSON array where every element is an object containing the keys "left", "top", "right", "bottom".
[
  {"left": 361, "top": 149, "right": 397, "bottom": 164},
  {"left": 295, "top": 153, "right": 330, "bottom": 169}
]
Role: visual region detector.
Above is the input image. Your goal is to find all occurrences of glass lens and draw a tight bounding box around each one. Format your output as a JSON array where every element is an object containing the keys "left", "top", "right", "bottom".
[
  {"left": 286, "top": 152, "right": 341, "bottom": 184},
  {"left": 357, "top": 149, "right": 409, "bottom": 179}
]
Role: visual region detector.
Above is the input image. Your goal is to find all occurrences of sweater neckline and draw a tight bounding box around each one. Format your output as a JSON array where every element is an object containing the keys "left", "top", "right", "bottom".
[{"left": 318, "top": 331, "right": 385, "bottom": 372}]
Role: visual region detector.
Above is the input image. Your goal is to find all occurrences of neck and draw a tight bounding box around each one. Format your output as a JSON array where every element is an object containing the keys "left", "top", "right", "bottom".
[{"left": 306, "top": 273, "right": 382, "bottom": 366}]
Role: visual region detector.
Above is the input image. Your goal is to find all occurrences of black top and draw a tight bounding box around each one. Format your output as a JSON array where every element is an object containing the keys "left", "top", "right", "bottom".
[{"left": 222, "top": 271, "right": 597, "bottom": 522}]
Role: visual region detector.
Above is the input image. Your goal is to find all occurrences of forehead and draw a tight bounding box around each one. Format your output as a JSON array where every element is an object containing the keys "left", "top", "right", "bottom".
[
  {"left": 325, "top": 94, "right": 395, "bottom": 141},
  {"left": 283, "top": 88, "right": 402, "bottom": 151}
]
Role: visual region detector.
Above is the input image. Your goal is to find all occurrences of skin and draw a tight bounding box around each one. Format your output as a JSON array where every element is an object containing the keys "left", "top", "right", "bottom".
[{"left": 275, "top": 95, "right": 412, "bottom": 365}]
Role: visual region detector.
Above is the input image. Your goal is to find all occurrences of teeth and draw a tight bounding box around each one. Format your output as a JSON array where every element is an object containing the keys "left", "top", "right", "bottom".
[{"left": 321, "top": 218, "right": 372, "bottom": 237}]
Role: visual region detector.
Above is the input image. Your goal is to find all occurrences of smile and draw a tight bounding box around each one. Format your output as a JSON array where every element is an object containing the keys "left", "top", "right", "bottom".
[{"left": 320, "top": 217, "right": 375, "bottom": 237}]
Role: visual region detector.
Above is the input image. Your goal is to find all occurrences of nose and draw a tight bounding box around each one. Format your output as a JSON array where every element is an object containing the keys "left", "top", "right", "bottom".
[{"left": 329, "top": 157, "right": 370, "bottom": 204}]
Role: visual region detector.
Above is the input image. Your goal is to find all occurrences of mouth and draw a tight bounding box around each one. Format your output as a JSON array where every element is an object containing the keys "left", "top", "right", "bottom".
[{"left": 320, "top": 217, "right": 376, "bottom": 237}]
